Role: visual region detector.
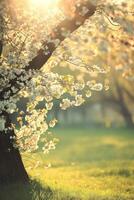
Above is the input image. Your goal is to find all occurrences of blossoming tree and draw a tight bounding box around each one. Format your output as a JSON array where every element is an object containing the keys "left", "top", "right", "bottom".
[
  {"left": 0, "top": 0, "right": 98, "bottom": 184},
  {"left": 0, "top": 0, "right": 133, "bottom": 184}
]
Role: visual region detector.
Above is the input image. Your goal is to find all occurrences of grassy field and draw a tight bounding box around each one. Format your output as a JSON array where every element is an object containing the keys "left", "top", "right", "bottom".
[{"left": 0, "top": 127, "right": 134, "bottom": 200}]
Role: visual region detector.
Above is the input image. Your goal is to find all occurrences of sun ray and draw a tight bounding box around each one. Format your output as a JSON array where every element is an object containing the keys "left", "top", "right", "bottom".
[{"left": 30, "top": 0, "right": 59, "bottom": 9}]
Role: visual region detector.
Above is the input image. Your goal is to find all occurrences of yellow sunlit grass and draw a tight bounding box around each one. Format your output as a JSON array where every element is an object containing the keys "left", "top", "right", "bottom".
[{"left": 23, "top": 128, "right": 134, "bottom": 200}]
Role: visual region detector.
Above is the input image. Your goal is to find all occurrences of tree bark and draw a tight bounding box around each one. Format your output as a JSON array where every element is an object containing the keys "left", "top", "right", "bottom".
[{"left": 0, "top": 111, "right": 29, "bottom": 184}]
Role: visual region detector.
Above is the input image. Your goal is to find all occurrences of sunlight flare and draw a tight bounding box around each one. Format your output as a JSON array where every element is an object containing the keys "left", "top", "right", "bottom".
[{"left": 30, "top": 0, "right": 60, "bottom": 9}]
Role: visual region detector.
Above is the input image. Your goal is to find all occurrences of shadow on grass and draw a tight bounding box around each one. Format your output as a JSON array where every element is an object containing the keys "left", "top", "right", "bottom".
[
  {"left": 0, "top": 180, "right": 53, "bottom": 200},
  {"left": 0, "top": 179, "right": 130, "bottom": 200},
  {"left": 0, "top": 180, "right": 80, "bottom": 200}
]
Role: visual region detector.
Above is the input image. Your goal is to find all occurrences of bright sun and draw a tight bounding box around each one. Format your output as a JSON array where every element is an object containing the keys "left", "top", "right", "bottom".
[{"left": 30, "top": 0, "right": 59, "bottom": 8}]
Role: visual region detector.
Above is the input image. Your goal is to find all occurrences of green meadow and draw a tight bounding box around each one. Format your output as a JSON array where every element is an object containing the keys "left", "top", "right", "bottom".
[{"left": 1, "top": 128, "right": 134, "bottom": 200}]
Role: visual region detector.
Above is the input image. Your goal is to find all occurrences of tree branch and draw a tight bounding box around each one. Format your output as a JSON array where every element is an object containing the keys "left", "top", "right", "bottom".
[{"left": 0, "top": 1, "right": 96, "bottom": 100}]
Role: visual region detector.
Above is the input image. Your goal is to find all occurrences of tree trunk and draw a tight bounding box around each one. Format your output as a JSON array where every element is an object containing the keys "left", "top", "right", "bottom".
[
  {"left": 0, "top": 111, "right": 29, "bottom": 185},
  {"left": 114, "top": 78, "right": 134, "bottom": 128},
  {"left": 119, "top": 101, "right": 134, "bottom": 128}
]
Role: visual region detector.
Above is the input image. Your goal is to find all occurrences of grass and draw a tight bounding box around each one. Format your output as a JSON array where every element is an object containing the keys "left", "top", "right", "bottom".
[{"left": 0, "top": 127, "right": 134, "bottom": 200}]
